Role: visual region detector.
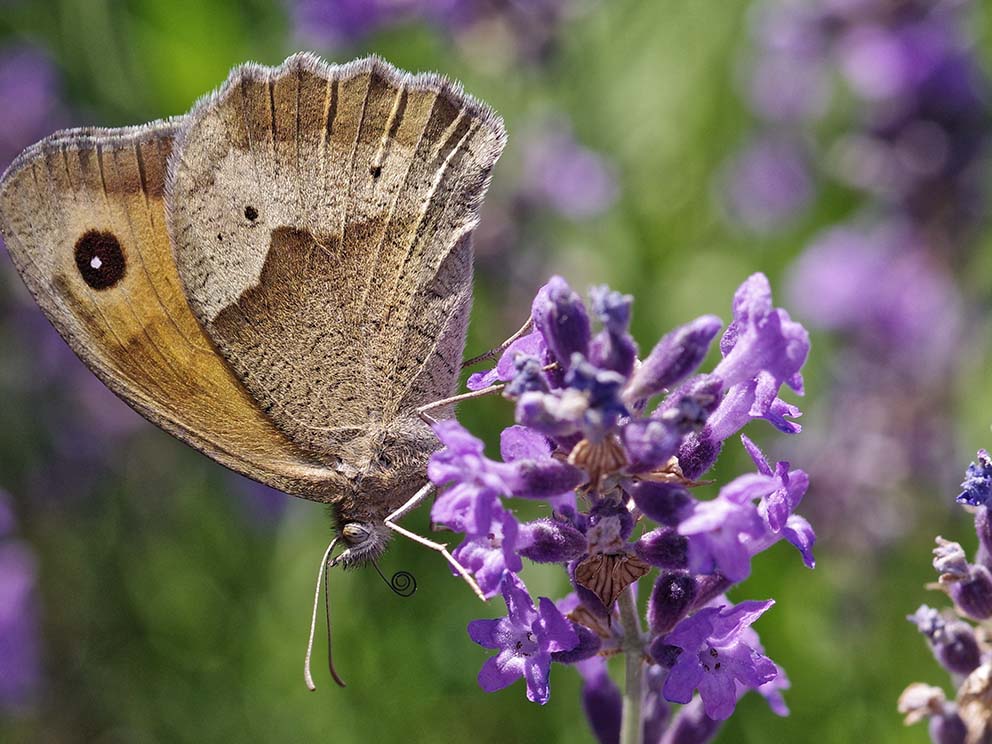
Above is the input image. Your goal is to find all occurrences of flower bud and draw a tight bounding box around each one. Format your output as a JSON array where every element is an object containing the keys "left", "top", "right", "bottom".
[
  {"left": 518, "top": 518, "right": 587, "bottom": 563},
  {"left": 949, "top": 564, "right": 992, "bottom": 620},
  {"left": 636, "top": 528, "right": 689, "bottom": 569},
  {"left": 677, "top": 429, "right": 722, "bottom": 480},
  {"left": 532, "top": 276, "right": 590, "bottom": 369},
  {"left": 648, "top": 572, "right": 697, "bottom": 634},
  {"left": 630, "top": 482, "right": 692, "bottom": 527},
  {"left": 578, "top": 659, "right": 621, "bottom": 744},
  {"left": 909, "top": 606, "right": 981, "bottom": 676},
  {"left": 551, "top": 625, "right": 602, "bottom": 664},
  {"left": 625, "top": 315, "right": 723, "bottom": 402}
]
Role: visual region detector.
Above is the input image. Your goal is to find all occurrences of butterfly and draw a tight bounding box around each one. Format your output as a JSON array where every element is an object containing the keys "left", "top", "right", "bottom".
[{"left": 0, "top": 53, "right": 507, "bottom": 685}]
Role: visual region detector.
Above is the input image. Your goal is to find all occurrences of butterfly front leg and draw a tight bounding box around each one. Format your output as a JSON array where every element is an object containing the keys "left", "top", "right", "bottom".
[{"left": 380, "top": 481, "right": 488, "bottom": 602}]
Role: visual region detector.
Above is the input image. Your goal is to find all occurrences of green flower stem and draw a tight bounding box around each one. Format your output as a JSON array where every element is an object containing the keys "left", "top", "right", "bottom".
[{"left": 619, "top": 584, "right": 645, "bottom": 744}]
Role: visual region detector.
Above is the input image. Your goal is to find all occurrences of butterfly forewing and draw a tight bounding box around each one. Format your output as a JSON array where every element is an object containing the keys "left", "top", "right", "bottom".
[{"left": 166, "top": 53, "right": 507, "bottom": 459}]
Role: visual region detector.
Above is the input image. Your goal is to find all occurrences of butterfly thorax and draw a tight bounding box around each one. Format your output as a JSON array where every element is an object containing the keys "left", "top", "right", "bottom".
[{"left": 328, "top": 414, "right": 440, "bottom": 564}]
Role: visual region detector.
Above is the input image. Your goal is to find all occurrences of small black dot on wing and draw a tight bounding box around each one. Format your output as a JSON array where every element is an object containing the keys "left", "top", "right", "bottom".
[{"left": 74, "top": 230, "right": 126, "bottom": 290}]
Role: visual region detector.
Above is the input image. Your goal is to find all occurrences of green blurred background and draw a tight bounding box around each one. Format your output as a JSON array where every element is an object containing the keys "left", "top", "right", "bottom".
[{"left": 1, "top": 0, "right": 991, "bottom": 741}]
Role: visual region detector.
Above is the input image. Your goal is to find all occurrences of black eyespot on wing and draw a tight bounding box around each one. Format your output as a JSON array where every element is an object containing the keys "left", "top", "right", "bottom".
[
  {"left": 244, "top": 205, "right": 258, "bottom": 221},
  {"left": 74, "top": 230, "right": 126, "bottom": 290}
]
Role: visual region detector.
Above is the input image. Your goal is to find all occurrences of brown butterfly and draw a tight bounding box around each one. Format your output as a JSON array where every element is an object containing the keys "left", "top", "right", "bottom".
[{"left": 0, "top": 53, "right": 507, "bottom": 686}]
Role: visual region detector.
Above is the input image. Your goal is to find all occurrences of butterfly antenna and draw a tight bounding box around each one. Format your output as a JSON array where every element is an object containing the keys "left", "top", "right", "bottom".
[
  {"left": 304, "top": 537, "right": 345, "bottom": 690},
  {"left": 371, "top": 560, "right": 418, "bottom": 598}
]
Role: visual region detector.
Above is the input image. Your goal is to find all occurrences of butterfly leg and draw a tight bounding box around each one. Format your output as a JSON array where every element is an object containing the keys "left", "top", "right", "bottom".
[
  {"left": 461, "top": 317, "right": 534, "bottom": 369},
  {"left": 415, "top": 382, "right": 506, "bottom": 426},
  {"left": 383, "top": 483, "right": 487, "bottom": 602}
]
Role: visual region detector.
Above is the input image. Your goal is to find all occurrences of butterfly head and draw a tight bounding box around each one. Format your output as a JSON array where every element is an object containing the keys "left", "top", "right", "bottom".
[{"left": 331, "top": 519, "right": 392, "bottom": 567}]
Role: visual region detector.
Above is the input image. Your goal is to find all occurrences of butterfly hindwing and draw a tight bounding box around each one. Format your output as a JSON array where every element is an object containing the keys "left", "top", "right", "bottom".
[{"left": 0, "top": 123, "right": 337, "bottom": 500}]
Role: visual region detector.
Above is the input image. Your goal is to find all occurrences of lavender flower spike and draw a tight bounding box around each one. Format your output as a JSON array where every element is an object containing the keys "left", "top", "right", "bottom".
[
  {"left": 958, "top": 449, "right": 992, "bottom": 507},
  {"left": 468, "top": 572, "right": 579, "bottom": 704}
]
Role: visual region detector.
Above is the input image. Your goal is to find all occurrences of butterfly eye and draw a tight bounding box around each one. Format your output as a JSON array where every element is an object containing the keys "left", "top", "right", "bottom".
[{"left": 342, "top": 523, "right": 371, "bottom": 545}]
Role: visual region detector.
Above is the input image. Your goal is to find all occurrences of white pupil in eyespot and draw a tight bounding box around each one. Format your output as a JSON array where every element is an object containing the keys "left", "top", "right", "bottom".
[{"left": 90, "top": 256, "right": 103, "bottom": 270}]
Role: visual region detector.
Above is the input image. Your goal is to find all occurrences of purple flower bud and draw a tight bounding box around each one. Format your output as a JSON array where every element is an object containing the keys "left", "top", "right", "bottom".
[
  {"left": 934, "top": 537, "right": 969, "bottom": 579},
  {"left": 908, "top": 606, "right": 981, "bottom": 677},
  {"left": 655, "top": 375, "right": 724, "bottom": 423},
  {"left": 515, "top": 390, "right": 585, "bottom": 439},
  {"left": 621, "top": 418, "right": 681, "bottom": 473},
  {"left": 629, "top": 482, "right": 693, "bottom": 527},
  {"left": 899, "top": 684, "right": 967, "bottom": 744},
  {"left": 636, "top": 528, "right": 689, "bottom": 569},
  {"left": 589, "top": 286, "right": 637, "bottom": 377},
  {"left": 504, "top": 355, "right": 550, "bottom": 398},
  {"left": 949, "top": 564, "right": 992, "bottom": 620},
  {"left": 590, "top": 285, "right": 632, "bottom": 332},
  {"left": 930, "top": 713, "right": 968, "bottom": 744},
  {"left": 648, "top": 572, "right": 697, "bottom": 634},
  {"left": 976, "top": 508, "right": 992, "bottom": 568},
  {"left": 958, "top": 450, "right": 992, "bottom": 507},
  {"left": 518, "top": 518, "right": 587, "bottom": 563},
  {"left": 551, "top": 624, "right": 602, "bottom": 664},
  {"left": 642, "top": 665, "right": 671, "bottom": 743},
  {"left": 577, "top": 658, "right": 621, "bottom": 744},
  {"left": 532, "top": 276, "right": 591, "bottom": 369},
  {"left": 505, "top": 458, "right": 586, "bottom": 500},
  {"left": 626, "top": 315, "right": 723, "bottom": 402},
  {"left": 588, "top": 501, "right": 635, "bottom": 543},
  {"left": 659, "top": 698, "right": 725, "bottom": 744},
  {"left": 677, "top": 429, "right": 723, "bottom": 480}
]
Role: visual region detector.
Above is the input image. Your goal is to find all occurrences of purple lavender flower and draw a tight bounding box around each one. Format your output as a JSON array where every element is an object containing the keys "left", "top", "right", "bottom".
[
  {"left": 468, "top": 572, "right": 579, "bottom": 704},
  {"left": 626, "top": 315, "right": 723, "bottom": 403},
  {"left": 577, "top": 657, "right": 622, "bottom": 744},
  {"left": 449, "top": 274, "right": 812, "bottom": 735},
  {"left": 679, "top": 274, "right": 808, "bottom": 479},
  {"left": 531, "top": 276, "right": 591, "bottom": 370},
  {"left": 428, "top": 420, "right": 582, "bottom": 536},
  {"left": 958, "top": 450, "right": 992, "bottom": 508},
  {"left": 452, "top": 504, "right": 522, "bottom": 599},
  {"left": 658, "top": 600, "right": 779, "bottom": 721},
  {"left": 678, "top": 492, "right": 766, "bottom": 583}
]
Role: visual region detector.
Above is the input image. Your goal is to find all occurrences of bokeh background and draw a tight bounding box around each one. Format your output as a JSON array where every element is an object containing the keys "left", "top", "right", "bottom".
[{"left": 2, "top": 0, "right": 991, "bottom": 741}]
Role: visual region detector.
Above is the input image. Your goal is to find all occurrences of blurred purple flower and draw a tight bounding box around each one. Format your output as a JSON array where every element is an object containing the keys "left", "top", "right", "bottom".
[
  {"left": 0, "top": 492, "right": 41, "bottom": 709},
  {"left": 787, "top": 222, "right": 963, "bottom": 374},
  {"left": 520, "top": 126, "right": 619, "bottom": 219},
  {"left": 0, "top": 44, "right": 64, "bottom": 169},
  {"left": 227, "top": 475, "right": 288, "bottom": 527},
  {"left": 720, "top": 138, "right": 814, "bottom": 232}
]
